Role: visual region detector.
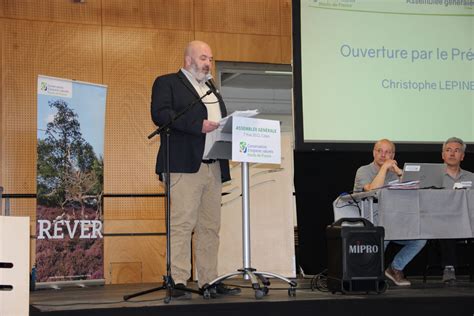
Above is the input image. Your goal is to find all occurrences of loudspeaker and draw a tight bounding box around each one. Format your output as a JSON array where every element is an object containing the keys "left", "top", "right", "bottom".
[{"left": 326, "top": 218, "right": 386, "bottom": 293}]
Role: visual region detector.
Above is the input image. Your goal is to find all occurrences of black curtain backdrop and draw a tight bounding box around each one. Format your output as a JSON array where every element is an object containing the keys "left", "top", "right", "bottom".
[{"left": 294, "top": 149, "right": 474, "bottom": 276}]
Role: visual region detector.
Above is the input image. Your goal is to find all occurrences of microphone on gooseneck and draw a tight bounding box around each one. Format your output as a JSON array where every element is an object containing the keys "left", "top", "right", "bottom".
[{"left": 204, "top": 74, "right": 219, "bottom": 95}]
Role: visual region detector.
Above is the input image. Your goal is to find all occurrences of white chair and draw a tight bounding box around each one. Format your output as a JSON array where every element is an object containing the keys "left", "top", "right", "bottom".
[{"left": 332, "top": 191, "right": 378, "bottom": 224}]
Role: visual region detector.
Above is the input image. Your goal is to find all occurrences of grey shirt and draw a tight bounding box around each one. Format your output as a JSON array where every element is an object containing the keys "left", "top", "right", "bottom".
[
  {"left": 353, "top": 162, "right": 399, "bottom": 192},
  {"left": 442, "top": 167, "right": 474, "bottom": 189}
]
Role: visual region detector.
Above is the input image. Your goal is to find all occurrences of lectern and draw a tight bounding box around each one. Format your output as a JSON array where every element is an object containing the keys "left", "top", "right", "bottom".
[{"left": 202, "top": 116, "right": 297, "bottom": 299}]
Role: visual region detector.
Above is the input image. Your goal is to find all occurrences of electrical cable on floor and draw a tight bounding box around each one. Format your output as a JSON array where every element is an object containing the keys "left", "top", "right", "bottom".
[
  {"left": 31, "top": 296, "right": 171, "bottom": 307},
  {"left": 223, "top": 282, "right": 310, "bottom": 291},
  {"left": 310, "top": 269, "right": 329, "bottom": 292}
]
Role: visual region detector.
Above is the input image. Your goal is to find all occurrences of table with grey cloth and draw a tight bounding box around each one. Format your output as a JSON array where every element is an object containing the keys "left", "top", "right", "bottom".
[{"left": 378, "top": 188, "right": 474, "bottom": 240}]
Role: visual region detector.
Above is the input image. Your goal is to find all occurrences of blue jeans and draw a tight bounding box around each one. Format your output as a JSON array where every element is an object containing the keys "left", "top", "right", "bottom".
[{"left": 384, "top": 240, "right": 427, "bottom": 271}]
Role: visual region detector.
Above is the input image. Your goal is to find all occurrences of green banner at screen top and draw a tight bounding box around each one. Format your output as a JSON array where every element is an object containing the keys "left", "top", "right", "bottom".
[{"left": 308, "top": 0, "right": 474, "bottom": 16}]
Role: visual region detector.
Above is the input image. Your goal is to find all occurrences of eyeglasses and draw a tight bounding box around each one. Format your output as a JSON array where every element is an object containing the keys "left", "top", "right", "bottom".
[
  {"left": 444, "top": 148, "right": 463, "bottom": 154},
  {"left": 375, "top": 149, "right": 393, "bottom": 155}
]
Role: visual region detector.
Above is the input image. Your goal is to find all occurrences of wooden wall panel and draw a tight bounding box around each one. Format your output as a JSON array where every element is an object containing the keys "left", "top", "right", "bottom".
[
  {"left": 280, "top": 0, "right": 292, "bottom": 63},
  {"left": 281, "top": 36, "right": 292, "bottom": 64},
  {"left": 102, "top": 0, "right": 193, "bottom": 30},
  {"left": 0, "top": 19, "right": 3, "bottom": 187},
  {"left": 196, "top": 31, "right": 282, "bottom": 63},
  {"left": 104, "top": 219, "right": 165, "bottom": 234},
  {"left": 104, "top": 236, "right": 166, "bottom": 283},
  {"left": 1, "top": 19, "right": 101, "bottom": 196},
  {"left": 102, "top": 27, "right": 192, "bottom": 244},
  {"left": 7, "top": 199, "right": 35, "bottom": 218},
  {"left": 103, "top": 27, "right": 193, "bottom": 199},
  {"left": 280, "top": 0, "right": 292, "bottom": 37},
  {"left": 110, "top": 262, "right": 142, "bottom": 284},
  {"left": 0, "top": 0, "right": 101, "bottom": 24},
  {"left": 195, "top": 0, "right": 280, "bottom": 36},
  {"left": 103, "top": 198, "right": 165, "bottom": 221}
]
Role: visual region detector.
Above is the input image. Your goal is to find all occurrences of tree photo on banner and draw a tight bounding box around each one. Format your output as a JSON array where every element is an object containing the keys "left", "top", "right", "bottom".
[{"left": 36, "top": 76, "right": 107, "bottom": 283}]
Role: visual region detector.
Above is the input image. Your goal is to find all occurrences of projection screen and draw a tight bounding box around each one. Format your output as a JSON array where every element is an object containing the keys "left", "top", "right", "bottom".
[{"left": 292, "top": 0, "right": 474, "bottom": 151}]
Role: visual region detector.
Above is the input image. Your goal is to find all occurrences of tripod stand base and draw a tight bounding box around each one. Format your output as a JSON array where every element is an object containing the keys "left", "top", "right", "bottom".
[
  {"left": 202, "top": 268, "right": 297, "bottom": 300},
  {"left": 123, "top": 275, "right": 201, "bottom": 304}
]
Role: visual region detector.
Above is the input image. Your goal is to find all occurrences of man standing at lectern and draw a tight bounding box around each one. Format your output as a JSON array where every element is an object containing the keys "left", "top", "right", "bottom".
[
  {"left": 353, "top": 139, "right": 426, "bottom": 286},
  {"left": 151, "top": 40, "right": 240, "bottom": 299},
  {"left": 438, "top": 137, "right": 474, "bottom": 284}
]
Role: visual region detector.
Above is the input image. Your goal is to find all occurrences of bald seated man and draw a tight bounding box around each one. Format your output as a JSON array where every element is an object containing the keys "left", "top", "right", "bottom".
[
  {"left": 151, "top": 40, "right": 239, "bottom": 299},
  {"left": 353, "top": 139, "right": 426, "bottom": 286}
]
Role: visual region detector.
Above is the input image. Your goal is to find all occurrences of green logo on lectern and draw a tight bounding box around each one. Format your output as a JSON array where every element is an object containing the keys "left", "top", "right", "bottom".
[{"left": 239, "top": 141, "right": 248, "bottom": 153}]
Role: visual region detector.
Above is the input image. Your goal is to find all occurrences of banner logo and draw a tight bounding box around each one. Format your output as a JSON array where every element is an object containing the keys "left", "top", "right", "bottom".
[
  {"left": 37, "top": 77, "right": 72, "bottom": 98},
  {"left": 40, "top": 81, "right": 48, "bottom": 92}
]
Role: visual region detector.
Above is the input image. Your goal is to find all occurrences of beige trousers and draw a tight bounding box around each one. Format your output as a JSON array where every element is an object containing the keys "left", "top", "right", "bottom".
[{"left": 169, "top": 162, "right": 222, "bottom": 287}]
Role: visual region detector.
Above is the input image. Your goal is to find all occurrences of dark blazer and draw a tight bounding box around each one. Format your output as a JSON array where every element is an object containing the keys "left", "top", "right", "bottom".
[{"left": 151, "top": 70, "right": 231, "bottom": 182}]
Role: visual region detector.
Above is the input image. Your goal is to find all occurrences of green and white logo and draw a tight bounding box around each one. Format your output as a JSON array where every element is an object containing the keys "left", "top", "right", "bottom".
[
  {"left": 239, "top": 141, "right": 248, "bottom": 153},
  {"left": 40, "top": 81, "right": 48, "bottom": 91}
]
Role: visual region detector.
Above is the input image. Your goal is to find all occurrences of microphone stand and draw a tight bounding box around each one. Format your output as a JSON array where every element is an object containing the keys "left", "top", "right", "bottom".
[{"left": 123, "top": 89, "right": 213, "bottom": 303}]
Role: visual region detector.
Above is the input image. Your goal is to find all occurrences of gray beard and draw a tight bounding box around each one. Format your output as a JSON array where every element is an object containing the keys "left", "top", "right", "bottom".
[{"left": 189, "top": 65, "right": 207, "bottom": 82}]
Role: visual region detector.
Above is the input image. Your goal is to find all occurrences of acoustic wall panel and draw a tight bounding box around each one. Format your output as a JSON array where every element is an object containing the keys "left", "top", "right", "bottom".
[
  {"left": 195, "top": 0, "right": 280, "bottom": 36},
  {"left": 102, "top": 0, "right": 193, "bottom": 30},
  {"left": 102, "top": 27, "right": 193, "bottom": 223},
  {"left": 0, "top": 0, "right": 102, "bottom": 25},
  {"left": 280, "top": 0, "right": 292, "bottom": 37},
  {"left": 1, "top": 19, "right": 101, "bottom": 196},
  {"left": 104, "top": 236, "right": 166, "bottom": 284},
  {"left": 196, "top": 31, "right": 282, "bottom": 64}
]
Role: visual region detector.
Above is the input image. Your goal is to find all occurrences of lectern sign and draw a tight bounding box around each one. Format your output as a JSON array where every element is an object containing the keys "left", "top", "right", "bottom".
[{"left": 232, "top": 117, "right": 281, "bottom": 164}]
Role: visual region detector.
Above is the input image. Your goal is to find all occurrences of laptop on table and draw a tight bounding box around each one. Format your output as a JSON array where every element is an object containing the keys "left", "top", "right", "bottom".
[{"left": 400, "top": 163, "right": 445, "bottom": 189}]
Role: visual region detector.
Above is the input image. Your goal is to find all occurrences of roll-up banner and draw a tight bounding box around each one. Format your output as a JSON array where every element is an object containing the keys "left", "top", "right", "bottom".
[{"left": 36, "top": 75, "right": 107, "bottom": 283}]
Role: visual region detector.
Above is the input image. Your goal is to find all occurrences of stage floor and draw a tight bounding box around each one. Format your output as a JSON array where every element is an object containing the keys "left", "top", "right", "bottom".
[{"left": 30, "top": 276, "right": 474, "bottom": 316}]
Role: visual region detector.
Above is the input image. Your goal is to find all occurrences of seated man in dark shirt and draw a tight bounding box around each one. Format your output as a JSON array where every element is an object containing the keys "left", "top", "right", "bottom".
[{"left": 353, "top": 139, "right": 426, "bottom": 286}]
